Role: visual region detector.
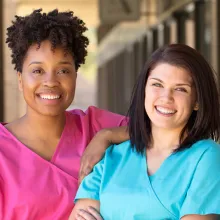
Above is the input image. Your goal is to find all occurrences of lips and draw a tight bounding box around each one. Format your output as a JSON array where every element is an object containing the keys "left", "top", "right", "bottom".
[{"left": 155, "top": 106, "right": 177, "bottom": 115}]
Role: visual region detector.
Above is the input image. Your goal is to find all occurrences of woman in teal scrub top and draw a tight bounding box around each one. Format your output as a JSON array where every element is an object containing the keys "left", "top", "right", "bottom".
[{"left": 70, "top": 44, "right": 220, "bottom": 220}]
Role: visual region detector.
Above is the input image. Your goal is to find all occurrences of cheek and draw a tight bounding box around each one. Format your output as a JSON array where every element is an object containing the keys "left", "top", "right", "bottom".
[
  {"left": 22, "top": 80, "right": 37, "bottom": 94},
  {"left": 21, "top": 77, "right": 41, "bottom": 101},
  {"left": 144, "top": 89, "right": 156, "bottom": 111},
  {"left": 145, "top": 87, "right": 159, "bottom": 102},
  {"left": 175, "top": 93, "right": 195, "bottom": 112},
  {"left": 69, "top": 77, "right": 76, "bottom": 91},
  {"left": 63, "top": 76, "right": 77, "bottom": 97},
  {"left": 22, "top": 73, "right": 39, "bottom": 86}
]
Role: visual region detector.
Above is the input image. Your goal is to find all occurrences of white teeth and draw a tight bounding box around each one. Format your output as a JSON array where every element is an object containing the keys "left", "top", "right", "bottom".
[
  {"left": 40, "top": 95, "right": 60, "bottom": 100},
  {"left": 156, "top": 106, "right": 176, "bottom": 114}
]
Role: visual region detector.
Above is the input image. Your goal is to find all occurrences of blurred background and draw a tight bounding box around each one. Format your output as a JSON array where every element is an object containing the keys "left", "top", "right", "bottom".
[{"left": 0, "top": 0, "right": 219, "bottom": 122}]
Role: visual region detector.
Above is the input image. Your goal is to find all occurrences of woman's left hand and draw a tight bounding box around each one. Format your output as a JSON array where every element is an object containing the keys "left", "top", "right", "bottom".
[
  {"left": 79, "top": 126, "right": 129, "bottom": 184},
  {"left": 76, "top": 207, "right": 103, "bottom": 220},
  {"left": 79, "top": 129, "right": 112, "bottom": 184}
]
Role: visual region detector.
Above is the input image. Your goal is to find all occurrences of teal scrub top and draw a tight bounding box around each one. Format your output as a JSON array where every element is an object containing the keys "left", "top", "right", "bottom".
[{"left": 75, "top": 140, "right": 220, "bottom": 220}]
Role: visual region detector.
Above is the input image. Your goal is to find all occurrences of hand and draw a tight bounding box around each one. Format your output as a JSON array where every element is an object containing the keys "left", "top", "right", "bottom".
[
  {"left": 79, "top": 126, "right": 129, "bottom": 184},
  {"left": 79, "top": 129, "right": 111, "bottom": 184},
  {"left": 76, "top": 207, "right": 103, "bottom": 220}
]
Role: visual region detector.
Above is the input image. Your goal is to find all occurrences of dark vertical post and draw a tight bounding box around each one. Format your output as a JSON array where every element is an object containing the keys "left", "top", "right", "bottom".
[
  {"left": 142, "top": 35, "right": 147, "bottom": 64},
  {"left": 152, "top": 28, "right": 158, "bottom": 51},
  {"left": 146, "top": 31, "right": 153, "bottom": 57},
  {"left": 173, "top": 11, "right": 188, "bottom": 44},
  {"left": 0, "top": 0, "right": 4, "bottom": 121},
  {"left": 194, "top": 0, "right": 206, "bottom": 54},
  {"left": 164, "top": 22, "right": 170, "bottom": 45},
  {"left": 216, "top": 0, "right": 220, "bottom": 88}
]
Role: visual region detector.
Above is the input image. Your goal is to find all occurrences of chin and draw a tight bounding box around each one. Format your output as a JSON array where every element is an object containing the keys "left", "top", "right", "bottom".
[
  {"left": 152, "top": 122, "right": 179, "bottom": 130},
  {"left": 35, "top": 107, "right": 66, "bottom": 117}
]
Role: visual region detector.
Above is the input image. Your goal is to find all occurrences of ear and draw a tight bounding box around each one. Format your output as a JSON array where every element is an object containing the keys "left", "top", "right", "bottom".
[
  {"left": 194, "top": 102, "right": 199, "bottom": 111},
  {"left": 17, "top": 72, "right": 23, "bottom": 91}
]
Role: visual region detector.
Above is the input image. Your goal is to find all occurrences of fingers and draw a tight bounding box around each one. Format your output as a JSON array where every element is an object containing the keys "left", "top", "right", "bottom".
[
  {"left": 87, "top": 206, "right": 103, "bottom": 220},
  {"left": 78, "top": 163, "right": 92, "bottom": 185},
  {"left": 76, "top": 214, "right": 86, "bottom": 220},
  {"left": 79, "top": 129, "right": 108, "bottom": 184},
  {"left": 79, "top": 156, "right": 95, "bottom": 185},
  {"left": 78, "top": 171, "right": 87, "bottom": 185},
  {"left": 76, "top": 209, "right": 97, "bottom": 220},
  {"left": 76, "top": 207, "right": 103, "bottom": 220}
]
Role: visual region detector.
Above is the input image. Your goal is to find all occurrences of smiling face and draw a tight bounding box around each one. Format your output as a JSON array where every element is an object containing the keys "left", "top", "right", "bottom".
[
  {"left": 144, "top": 63, "right": 198, "bottom": 132},
  {"left": 18, "top": 40, "right": 77, "bottom": 117}
]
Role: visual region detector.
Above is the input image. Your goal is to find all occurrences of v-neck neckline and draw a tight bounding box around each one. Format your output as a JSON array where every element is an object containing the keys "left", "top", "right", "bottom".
[
  {"left": 0, "top": 111, "right": 69, "bottom": 164},
  {"left": 137, "top": 149, "right": 178, "bottom": 219},
  {"left": 142, "top": 149, "right": 174, "bottom": 181}
]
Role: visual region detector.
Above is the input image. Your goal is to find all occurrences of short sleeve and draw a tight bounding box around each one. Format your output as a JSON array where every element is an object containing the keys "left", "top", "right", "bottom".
[
  {"left": 180, "top": 144, "right": 220, "bottom": 217},
  {"left": 85, "top": 106, "right": 128, "bottom": 133},
  {"left": 74, "top": 155, "right": 105, "bottom": 203}
]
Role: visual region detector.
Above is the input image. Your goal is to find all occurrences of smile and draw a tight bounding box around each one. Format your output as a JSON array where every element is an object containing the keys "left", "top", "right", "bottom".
[
  {"left": 155, "top": 106, "right": 177, "bottom": 115},
  {"left": 39, "top": 94, "right": 61, "bottom": 100}
]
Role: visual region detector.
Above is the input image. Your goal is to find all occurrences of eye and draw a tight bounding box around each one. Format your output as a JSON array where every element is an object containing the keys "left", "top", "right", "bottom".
[
  {"left": 152, "top": 83, "right": 163, "bottom": 87},
  {"left": 175, "top": 87, "right": 187, "bottom": 92},
  {"left": 58, "top": 69, "right": 70, "bottom": 74},
  {"left": 32, "top": 69, "right": 44, "bottom": 74}
]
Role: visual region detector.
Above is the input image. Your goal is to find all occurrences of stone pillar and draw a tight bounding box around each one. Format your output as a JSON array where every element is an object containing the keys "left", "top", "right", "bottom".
[
  {"left": 3, "top": 0, "right": 26, "bottom": 122},
  {"left": 0, "top": 0, "right": 4, "bottom": 121}
]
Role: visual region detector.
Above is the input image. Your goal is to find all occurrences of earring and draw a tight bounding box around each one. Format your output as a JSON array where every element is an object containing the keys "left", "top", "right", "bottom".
[{"left": 194, "top": 103, "right": 199, "bottom": 111}]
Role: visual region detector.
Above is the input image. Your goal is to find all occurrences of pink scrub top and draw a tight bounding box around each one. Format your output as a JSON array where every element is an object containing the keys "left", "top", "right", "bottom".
[{"left": 0, "top": 106, "right": 127, "bottom": 220}]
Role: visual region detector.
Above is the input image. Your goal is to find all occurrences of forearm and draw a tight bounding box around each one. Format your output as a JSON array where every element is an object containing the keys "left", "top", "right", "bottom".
[
  {"left": 79, "top": 126, "right": 129, "bottom": 183},
  {"left": 69, "top": 199, "right": 100, "bottom": 220},
  {"left": 96, "top": 126, "right": 129, "bottom": 147},
  {"left": 181, "top": 214, "right": 219, "bottom": 220}
]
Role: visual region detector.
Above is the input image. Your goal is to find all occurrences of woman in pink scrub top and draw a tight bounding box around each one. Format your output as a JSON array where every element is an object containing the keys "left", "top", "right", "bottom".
[{"left": 0, "top": 9, "right": 128, "bottom": 219}]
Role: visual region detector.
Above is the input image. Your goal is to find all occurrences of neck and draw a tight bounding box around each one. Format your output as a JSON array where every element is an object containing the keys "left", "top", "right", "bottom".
[
  {"left": 150, "top": 126, "right": 182, "bottom": 151},
  {"left": 20, "top": 109, "right": 66, "bottom": 140}
]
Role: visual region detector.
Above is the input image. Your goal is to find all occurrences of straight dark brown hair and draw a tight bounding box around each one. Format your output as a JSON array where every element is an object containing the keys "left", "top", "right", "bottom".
[{"left": 128, "top": 44, "right": 220, "bottom": 154}]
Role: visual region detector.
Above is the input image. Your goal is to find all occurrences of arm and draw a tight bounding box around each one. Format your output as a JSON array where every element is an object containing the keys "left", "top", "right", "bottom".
[
  {"left": 79, "top": 126, "right": 129, "bottom": 183},
  {"left": 69, "top": 199, "right": 101, "bottom": 220},
  {"left": 181, "top": 214, "right": 219, "bottom": 220},
  {"left": 72, "top": 150, "right": 105, "bottom": 220},
  {"left": 180, "top": 143, "right": 220, "bottom": 218}
]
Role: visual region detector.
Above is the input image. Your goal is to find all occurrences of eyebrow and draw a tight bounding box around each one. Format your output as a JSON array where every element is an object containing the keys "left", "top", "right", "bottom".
[
  {"left": 28, "top": 61, "right": 73, "bottom": 66},
  {"left": 149, "top": 77, "right": 192, "bottom": 87},
  {"left": 59, "top": 61, "right": 73, "bottom": 65}
]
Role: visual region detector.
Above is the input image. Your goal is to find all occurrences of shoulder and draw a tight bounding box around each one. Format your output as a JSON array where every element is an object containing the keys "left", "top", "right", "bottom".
[
  {"left": 191, "top": 139, "right": 220, "bottom": 170},
  {"left": 67, "top": 106, "right": 125, "bottom": 119},
  {"left": 0, "top": 123, "right": 10, "bottom": 138},
  {"left": 193, "top": 139, "right": 219, "bottom": 149},
  {"left": 84, "top": 106, "right": 126, "bottom": 120},
  {"left": 179, "top": 140, "right": 220, "bottom": 217},
  {"left": 0, "top": 123, "right": 17, "bottom": 150},
  {"left": 171, "top": 139, "right": 220, "bottom": 176},
  {"left": 66, "top": 107, "right": 88, "bottom": 116},
  {"left": 67, "top": 106, "right": 110, "bottom": 116},
  {"left": 105, "top": 140, "right": 135, "bottom": 159},
  {"left": 200, "top": 140, "right": 220, "bottom": 162},
  {"left": 68, "top": 106, "right": 127, "bottom": 132},
  {"left": 192, "top": 139, "right": 220, "bottom": 157},
  {"left": 184, "top": 139, "right": 220, "bottom": 157}
]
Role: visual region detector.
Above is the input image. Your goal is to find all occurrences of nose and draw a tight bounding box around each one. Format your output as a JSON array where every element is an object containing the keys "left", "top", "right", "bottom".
[
  {"left": 160, "top": 88, "right": 174, "bottom": 103},
  {"left": 42, "top": 72, "right": 60, "bottom": 87}
]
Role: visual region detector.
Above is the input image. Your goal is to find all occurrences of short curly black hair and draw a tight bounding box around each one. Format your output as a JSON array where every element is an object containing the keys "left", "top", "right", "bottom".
[{"left": 6, "top": 8, "right": 89, "bottom": 72}]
